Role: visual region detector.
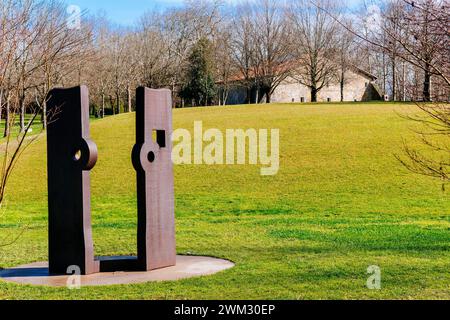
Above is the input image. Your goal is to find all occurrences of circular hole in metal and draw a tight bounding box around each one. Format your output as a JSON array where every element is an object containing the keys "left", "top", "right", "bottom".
[
  {"left": 73, "top": 150, "right": 82, "bottom": 162},
  {"left": 148, "top": 151, "right": 155, "bottom": 163}
]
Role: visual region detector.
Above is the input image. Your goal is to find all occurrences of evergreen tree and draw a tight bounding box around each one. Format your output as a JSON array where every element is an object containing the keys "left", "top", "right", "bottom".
[{"left": 180, "top": 38, "right": 216, "bottom": 106}]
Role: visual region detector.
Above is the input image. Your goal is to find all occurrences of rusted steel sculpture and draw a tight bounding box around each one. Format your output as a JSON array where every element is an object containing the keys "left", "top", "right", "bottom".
[
  {"left": 47, "top": 85, "right": 99, "bottom": 275},
  {"left": 134, "top": 88, "right": 176, "bottom": 271},
  {"left": 46, "top": 86, "right": 176, "bottom": 275}
]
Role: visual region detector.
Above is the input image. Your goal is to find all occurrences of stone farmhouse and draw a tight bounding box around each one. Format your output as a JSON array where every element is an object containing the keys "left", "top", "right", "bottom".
[{"left": 223, "top": 66, "right": 383, "bottom": 105}]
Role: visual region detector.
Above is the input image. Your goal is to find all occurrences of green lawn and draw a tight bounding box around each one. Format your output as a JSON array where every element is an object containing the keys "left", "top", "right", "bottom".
[
  {"left": 0, "top": 102, "right": 449, "bottom": 300},
  {"left": 0, "top": 115, "right": 43, "bottom": 142},
  {"left": 0, "top": 114, "right": 101, "bottom": 142}
]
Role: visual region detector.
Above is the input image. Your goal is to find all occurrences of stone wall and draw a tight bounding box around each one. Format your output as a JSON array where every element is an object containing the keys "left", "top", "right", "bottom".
[
  {"left": 225, "top": 69, "right": 381, "bottom": 105},
  {"left": 271, "top": 70, "right": 373, "bottom": 103}
]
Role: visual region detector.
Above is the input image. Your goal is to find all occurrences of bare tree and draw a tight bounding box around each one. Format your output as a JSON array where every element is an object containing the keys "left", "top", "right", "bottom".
[
  {"left": 252, "top": 0, "right": 292, "bottom": 103},
  {"left": 214, "top": 22, "right": 235, "bottom": 105},
  {"left": 33, "top": 2, "right": 94, "bottom": 128},
  {"left": 164, "top": 0, "right": 223, "bottom": 101},
  {"left": 304, "top": 0, "right": 448, "bottom": 189},
  {"left": 0, "top": 0, "right": 46, "bottom": 244},
  {"left": 397, "top": 103, "right": 450, "bottom": 189},
  {"left": 138, "top": 13, "right": 173, "bottom": 89},
  {"left": 401, "top": 0, "right": 448, "bottom": 101},
  {"left": 288, "top": 0, "right": 339, "bottom": 102},
  {"left": 310, "top": 0, "right": 449, "bottom": 186},
  {"left": 85, "top": 15, "right": 111, "bottom": 118},
  {"left": 231, "top": 3, "right": 258, "bottom": 103},
  {"left": 312, "top": 0, "right": 449, "bottom": 99},
  {"left": 336, "top": 20, "right": 356, "bottom": 102},
  {"left": 107, "top": 31, "right": 128, "bottom": 115},
  {"left": 0, "top": 0, "right": 94, "bottom": 247}
]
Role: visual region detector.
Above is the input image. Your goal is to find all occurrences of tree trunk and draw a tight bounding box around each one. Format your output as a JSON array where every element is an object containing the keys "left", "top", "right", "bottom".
[
  {"left": 266, "top": 90, "right": 271, "bottom": 104},
  {"left": 223, "top": 88, "right": 229, "bottom": 106},
  {"left": 392, "top": 55, "right": 397, "bottom": 101},
  {"left": 116, "top": 91, "right": 120, "bottom": 115},
  {"left": 311, "top": 87, "right": 318, "bottom": 103},
  {"left": 127, "top": 85, "right": 132, "bottom": 112},
  {"left": 382, "top": 51, "right": 387, "bottom": 95},
  {"left": 4, "top": 96, "right": 10, "bottom": 138},
  {"left": 0, "top": 89, "right": 3, "bottom": 125},
  {"left": 42, "top": 100, "right": 47, "bottom": 130},
  {"left": 19, "top": 92, "right": 25, "bottom": 132},
  {"left": 44, "top": 73, "right": 50, "bottom": 130},
  {"left": 340, "top": 69, "right": 345, "bottom": 102},
  {"left": 402, "top": 62, "right": 406, "bottom": 102},
  {"left": 109, "top": 95, "right": 114, "bottom": 115},
  {"left": 423, "top": 64, "right": 431, "bottom": 102},
  {"left": 101, "top": 93, "right": 105, "bottom": 118}
]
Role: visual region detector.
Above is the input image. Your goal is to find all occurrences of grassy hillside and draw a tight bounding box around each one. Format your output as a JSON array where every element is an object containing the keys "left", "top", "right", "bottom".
[{"left": 0, "top": 102, "right": 449, "bottom": 300}]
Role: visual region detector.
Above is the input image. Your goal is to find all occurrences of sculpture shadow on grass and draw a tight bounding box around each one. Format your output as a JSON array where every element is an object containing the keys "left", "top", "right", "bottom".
[{"left": 0, "top": 267, "right": 49, "bottom": 278}]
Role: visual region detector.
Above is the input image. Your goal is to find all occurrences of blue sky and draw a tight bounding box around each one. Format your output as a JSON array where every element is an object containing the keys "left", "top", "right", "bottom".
[
  {"left": 68, "top": 0, "right": 365, "bottom": 26},
  {"left": 68, "top": 0, "right": 185, "bottom": 25}
]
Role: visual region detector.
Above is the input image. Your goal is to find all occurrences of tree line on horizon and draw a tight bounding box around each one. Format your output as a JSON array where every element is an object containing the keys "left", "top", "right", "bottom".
[{"left": 0, "top": 0, "right": 448, "bottom": 134}]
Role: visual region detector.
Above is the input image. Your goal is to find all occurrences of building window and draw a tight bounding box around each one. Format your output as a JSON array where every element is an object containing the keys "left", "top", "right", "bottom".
[
  {"left": 292, "top": 98, "right": 295, "bottom": 102},
  {"left": 327, "top": 98, "right": 331, "bottom": 102},
  {"left": 301, "top": 97, "right": 305, "bottom": 103}
]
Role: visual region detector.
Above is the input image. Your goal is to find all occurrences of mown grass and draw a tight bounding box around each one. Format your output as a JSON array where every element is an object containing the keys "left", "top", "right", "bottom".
[
  {"left": 0, "top": 115, "right": 43, "bottom": 142},
  {"left": 0, "top": 102, "right": 448, "bottom": 300}
]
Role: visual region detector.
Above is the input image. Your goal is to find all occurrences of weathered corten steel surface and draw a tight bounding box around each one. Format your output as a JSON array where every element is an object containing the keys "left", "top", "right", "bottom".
[
  {"left": 133, "top": 87, "right": 176, "bottom": 271},
  {"left": 46, "top": 85, "right": 176, "bottom": 275},
  {"left": 100, "top": 88, "right": 176, "bottom": 272},
  {"left": 46, "top": 85, "right": 99, "bottom": 275}
]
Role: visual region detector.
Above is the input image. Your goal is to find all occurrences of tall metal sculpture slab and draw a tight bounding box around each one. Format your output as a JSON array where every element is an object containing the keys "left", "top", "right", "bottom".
[
  {"left": 133, "top": 87, "right": 176, "bottom": 271},
  {"left": 46, "top": 85, "right": 175, "bottom": 275},
  {"left": 46, "top": 85, "right": 99, "bottom": 275}
]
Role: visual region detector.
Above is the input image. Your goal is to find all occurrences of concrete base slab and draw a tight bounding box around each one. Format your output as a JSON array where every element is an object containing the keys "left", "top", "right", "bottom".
[{"left": 0, "top": 255, "right": 234, "bottom": 287}]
